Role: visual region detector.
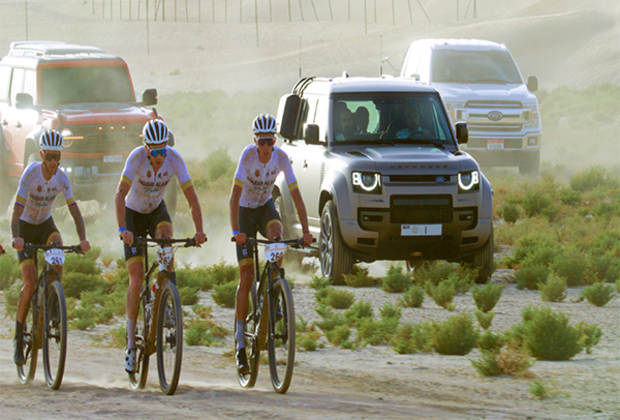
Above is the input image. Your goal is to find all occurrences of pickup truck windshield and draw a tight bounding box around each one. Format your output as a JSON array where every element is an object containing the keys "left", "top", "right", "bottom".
[
  {"left": 432, "top": 49, "right": 522, "bottom": 84},
  {"left": 40, "top": 65, "right": 134, "bottom": 105},
  {"left": 332, "top": 92, "right": 455, "bottom": 149}
]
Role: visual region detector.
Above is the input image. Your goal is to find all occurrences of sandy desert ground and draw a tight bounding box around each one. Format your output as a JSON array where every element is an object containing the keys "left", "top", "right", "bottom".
[{"left": 0, "top": 0, "right": 619, "bottom": 419}]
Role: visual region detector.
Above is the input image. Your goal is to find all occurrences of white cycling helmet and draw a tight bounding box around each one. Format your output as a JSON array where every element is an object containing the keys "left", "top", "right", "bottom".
[
  {"left": 142, "top": 119, "right": 169, "bottom": 144},
  {"left": 39, "top": 129, "right": 64, "bottom": 151},
  {"left": 252, "top": 114, "right": 277, "bottom": 134}
]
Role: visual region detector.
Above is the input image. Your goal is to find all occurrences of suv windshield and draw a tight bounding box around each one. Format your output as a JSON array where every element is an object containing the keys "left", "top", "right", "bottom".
[
  {"left": 332, "top": 92, "right": 454, "bottom": 148},
  {"left": 432, "top": 49, "right": 522, "bottom": 84},
  {"left": 40, "top": 65, "right": 134, "bottom": 105}
]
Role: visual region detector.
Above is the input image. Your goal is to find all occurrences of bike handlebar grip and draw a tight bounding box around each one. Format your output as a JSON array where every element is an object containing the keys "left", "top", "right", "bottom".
[{"left": 231, "top": 237, "right": 236, "bottom": 242}]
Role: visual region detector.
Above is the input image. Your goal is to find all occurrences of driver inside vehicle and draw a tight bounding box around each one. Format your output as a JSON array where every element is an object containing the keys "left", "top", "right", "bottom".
[
  {"left": 334, "top": 104, "right": 356, "bottom": 141},
  {"left": 396, "top": 105, "right": 429, "bottom": 139}
]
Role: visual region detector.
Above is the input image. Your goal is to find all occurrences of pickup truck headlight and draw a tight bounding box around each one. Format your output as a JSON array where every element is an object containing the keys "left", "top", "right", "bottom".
[
  {"left": 352, "top": 171, "right": 382, "bottom": 194},
  {"left": 523, "top": 103, "right": 540, "bottom": 128},
  {"left": 444, "top": 101, "right": 466, "bottom": 123},
  {"left": 458, "top": 171, "right": 480, "bottom": 192}
]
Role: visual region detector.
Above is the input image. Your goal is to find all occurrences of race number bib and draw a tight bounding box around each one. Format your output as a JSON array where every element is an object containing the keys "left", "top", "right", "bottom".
[
  {"left": 44, "top": 248, "right": 65, "bottom": 266},
  {"left": 264, "top": 243, "right": 287, "bottom": 263}
]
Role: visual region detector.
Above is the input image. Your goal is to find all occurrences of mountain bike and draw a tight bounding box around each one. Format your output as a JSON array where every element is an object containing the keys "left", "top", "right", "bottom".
[
  {"left": 16, "top": 243, "right": 82, "bottom": 390},
  {"left": 127, "top": 236, "right": 198, "bottom": 395},
  {"left": 233, "top": 237, "right": 313, "bottom": 394}
]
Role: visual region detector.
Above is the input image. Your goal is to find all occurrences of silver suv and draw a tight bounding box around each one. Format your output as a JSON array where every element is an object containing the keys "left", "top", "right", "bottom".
[{"left": 274, "top": 76, "right": 494, "bottom": 284}]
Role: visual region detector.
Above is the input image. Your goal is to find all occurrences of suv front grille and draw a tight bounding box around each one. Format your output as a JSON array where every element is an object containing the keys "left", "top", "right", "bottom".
[
  {"left": 61, "top": 123, "right": 144, "bottom": 154},
  {"left": 389, "top": 175, "right": 451, "bottom": 183},
  {"left": 390, "top": 194, "right": 453, "bottom": 224}
]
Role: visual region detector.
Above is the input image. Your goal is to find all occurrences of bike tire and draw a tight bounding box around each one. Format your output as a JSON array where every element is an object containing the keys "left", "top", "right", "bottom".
[
  {"left": 42, "top": 280, "right": 67, "bottom": 390},
  {"left": 235, "top": 282, "right": 259, "bottom": 388},
  {"left": 128, "top": 292, "right": 150, "bottom": 390},
  {"left": 267, "top": 278, "right": 296, "bottom": 394},
  {"left": 16, "top": 302, "right": 38, "bottom": 385},
  {"left": 156, "top": 283, "right": 183, "bottom": 395}
]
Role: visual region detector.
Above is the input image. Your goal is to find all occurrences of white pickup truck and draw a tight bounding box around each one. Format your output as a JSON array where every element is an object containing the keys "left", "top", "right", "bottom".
[{"left": 400, "top": 38, "right": 542, "bottom": 175}]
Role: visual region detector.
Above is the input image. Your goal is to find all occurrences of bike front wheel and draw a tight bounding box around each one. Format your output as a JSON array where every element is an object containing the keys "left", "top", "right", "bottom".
[
  {"left": 129, "top": 292, "right": 150, "bottom": 390},
  {"left": 156, "top": 283, "right": 183, "bottom": 395},
  {"left": 43, "top": 280, "right": 67, "bottom": 390},
  {"left": 235, "top": 282, "right": 259, "bottom": 388},
  {"left": 268, "top": 278, "right": 295, "bottom": 394},
  {"left": 17, "top": 300, "right": 38, "bottom": 385}
]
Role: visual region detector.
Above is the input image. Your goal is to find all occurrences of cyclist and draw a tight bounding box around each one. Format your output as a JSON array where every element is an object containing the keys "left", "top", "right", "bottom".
[
  {"left": 230, "top": 114, "right": 313, "bottom": 374},
  {"left": 11, "top": 129, "right": 91, "bottom": 365},
  {"left": 115, "top": 119, "right": 206, "bottom": 373}
]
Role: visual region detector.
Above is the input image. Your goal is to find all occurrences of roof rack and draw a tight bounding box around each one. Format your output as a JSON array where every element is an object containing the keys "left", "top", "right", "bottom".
[{"left": 8, "top": 41, "right": 105, "bottom": 57}]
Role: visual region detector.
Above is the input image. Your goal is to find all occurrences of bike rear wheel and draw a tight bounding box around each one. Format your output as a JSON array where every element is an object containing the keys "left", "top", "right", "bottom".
[
  {"left": 268, "top": 278, "right": 296, "bottom": 394},
  {"left": 235, "top": 282, "right": 259, "bottom": 388},
  {"left": 129, "top": 292, "right": 150, "bottom": 390},
  {"left": 43, "top": 281, "right": 67, "bottom": 390},
  {"left": 16, "top": 302, "right": 38, "bottom": 385},
  {"left": 156, "top": 283, "right": 183, "bottom": 395}
]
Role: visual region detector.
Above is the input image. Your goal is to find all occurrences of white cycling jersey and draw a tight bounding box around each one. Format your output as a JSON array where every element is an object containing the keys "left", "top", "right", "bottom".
[
  {"left": 121, "top": 146, "right": 193, "bottom": 214},
  {"left": 233, "top": 145, "right": 298, "bottom": 209},
  {"left": 15, "top": 162, "right": 75, "bottom": 225}
]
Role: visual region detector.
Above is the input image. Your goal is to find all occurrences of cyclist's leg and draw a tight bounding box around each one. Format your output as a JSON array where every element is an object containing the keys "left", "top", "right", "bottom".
[
  {"left": 152, "top": 200, "right": 173, "bottom": 273},
  {"left": 260, "top": 199, "right": 284, "bottom": 268},
  {"left": 45, "top": 220, "right": 63, "bottom": 278}
]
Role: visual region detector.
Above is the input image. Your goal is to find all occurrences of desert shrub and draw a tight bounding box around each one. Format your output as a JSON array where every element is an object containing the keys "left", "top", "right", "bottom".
[
  {"left": 69, "top": 304, "right": 97, "bottom": 330},
  {"left": 63, "top": 253, "right": 101, "bottom": 275},
  {"left": 357, "top": 317, "right": 399, "bottom": 346},
  {"left": 193, "top": 304, "right": 213, "bottom": 319},
  {"left": 314, "top": 285, "right": 330, "bottom": 305},
  {"left": 569, "top": 166, "right": 617, "bottom": 192},
  {"left": 516, "top": 306, "right": 583, "bottom": 361},
  {"left": 399, "top": 285, "right": 425, "bottom": 308},
  {"left": 509, "top": 233, "right": 561, "bottom": 268},
  {"left": 343, "top": 265, "right": 375, "bottom": 287},
  {"left": 205, "top": 260, "right": 239, "bottom": 288},
  {"left": 85, "top": 246, "right": 101, "bottom": 261},
  {"left": 343, "top": 300, "right": 374, "bottom": 327},
  {"left": 477, "top": 329, "right": 503, "bottom": 353},
  {"left": 185, "top": 318, "right": 220, "bottom": 346},
  {"left": 0, "top": 254, "right": 20, "bottom": 291},
  {"left": 497, "top": 346, "right": 534, "bottom": 376},
  {"left": 325, "top": 324, "right": 351, "bottom": 347},
  {"left": 474, "top": 309, "right": 495, "bottom": 330},
  {"left": 205, "top": 147, "right": 235, "bottom": 182},
  {"left": 575, "top": 321, "right": 603, "bottom": 354},
  {"left": 314, "top": 305, "right": 346, "bottom": 332},
  {"left": 380, "top": 303, "right": 402, "bottom": 322},
  {"left": 431, "top": 313, "right": 479, "bottom": 356},
  {"left": 300, "top": 336, "right": 319, "bottom": 351},
  {"left": 380, "top": 265, "right": 411, "bottom": 293},
  {"left": 323, "top": 288, "right": 355, "bottom": 309},
  {"left": 529, "top": 380, "right": 549, "bottom": 399},
  {"left": 391, "top": 322, "right": 432, "bottom": 354},
  {"left": 62, "top": 272, "right": 106, "bottom": 299},
  {"left": 551, "top": 248, "right": 592, "bottom": 287},
  {"left": 616, "top": 279, "right": 620, "bottom": 293},
  {"left": 500, "top": 199, "right": 521, "bottom": 223},
  {"left": 580, "top": 281, "right": 616, "bottom": 307},
  {"left": 471, "top": 283, "right": 503, "bottom": 312},
  {"left": 470, "top": 351, "right": 502, "bottom": 377},
  {"left": 522, "top": 189, "right": 557, "bottom": 220},
  {"left": 296, "top": 316, "right": 322, "bottom": 351},
  {"left": 413, "top": 260, "right": 456, "bottom": 287},
  {"left": 178, "top": 286, "right": 200, "bottom": 305},
  {"left": 515, "top": 263, "right": 549, "bottom": 290},
  {"left": 110, "top": 325, "right": 127, "bottom": 349},
  {"left": 211, "top": 281, "right": 237, "bottom": 308},
  {"left": 177, "top": 266, "right": 212, "bottom": 291},
  {"left": 592, "top": 250, "right": 620, "bottom": 283},
  {"left": 309, "top": 275, "right": 331, "bottom": 290},
  {"left": 427, "top": 280, "right": 457, "bottom": 310},
  {"left": 4, "top": 282, "right": 22, "bottom": 316},
  {"left": 447, "top": 269, "right": 477, "bottom": 293},
  {"left": 558, "top": 187, "right": 582, "bottom": 206},
  {"left": 538, "top": 272, "right": 567, "bottom": 302}
]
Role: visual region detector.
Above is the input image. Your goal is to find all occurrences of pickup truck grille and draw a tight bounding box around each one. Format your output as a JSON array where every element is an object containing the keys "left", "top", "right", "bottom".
[
  {"left": 390, "top": 194, "right": 453, "bottom": 224},
  {"left": 61, "top": 123, "right": 144, "bottom": 154}
]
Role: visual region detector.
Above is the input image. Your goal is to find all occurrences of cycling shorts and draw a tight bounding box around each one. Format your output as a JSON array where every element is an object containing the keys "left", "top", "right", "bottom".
[
  {"left": 124, "top": 201, "right": 172, "bottom": 262},
  {"left": 236, "top": 198, "right": 281, "bottom": 266},
  {"left": 18, "top": 217, "right": 60, "bottom": 264}
]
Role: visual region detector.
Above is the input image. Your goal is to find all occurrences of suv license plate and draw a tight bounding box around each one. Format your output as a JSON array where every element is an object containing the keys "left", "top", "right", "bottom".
[
  {"left": 487, "top": 139, "right": 504, "bottom": 150},
  {"left": 401, "top": 224, "right": 442, "bottom": 236},
  {"left": 103, "top": 154, "right": 124, "bottom": 163}
]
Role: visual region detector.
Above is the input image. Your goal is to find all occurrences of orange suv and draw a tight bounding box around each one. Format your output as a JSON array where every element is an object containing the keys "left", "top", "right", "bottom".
[{"left": 0, "top": 41, "right": 175, "bottom": 209}]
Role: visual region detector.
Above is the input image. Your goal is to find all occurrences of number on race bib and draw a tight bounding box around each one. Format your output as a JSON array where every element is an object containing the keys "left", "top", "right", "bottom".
[{"left": 44, "top": 248, "right": 66, "bottom": 266}]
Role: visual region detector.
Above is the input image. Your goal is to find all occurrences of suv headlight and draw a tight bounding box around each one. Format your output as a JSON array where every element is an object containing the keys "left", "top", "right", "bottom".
[
  {"left": 523, "top": 103, "right": 540, "bottom": 128},
  {"left": 458, "top": 171, "right": 480, "bottom": 192},
  {"left": 352, "top": 172, "right": 382, "bottom": 194}
]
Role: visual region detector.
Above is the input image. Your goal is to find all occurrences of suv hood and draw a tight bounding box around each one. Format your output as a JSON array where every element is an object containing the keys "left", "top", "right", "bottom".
[
  {"left": 342, "top": 146, "right": 474, "bottom": 173},
  {"left": 433, "top": 82, "right": 537, "bottom": 103},
  {"left": 43, "top": 104, "right": 156, "bottom": 125}
]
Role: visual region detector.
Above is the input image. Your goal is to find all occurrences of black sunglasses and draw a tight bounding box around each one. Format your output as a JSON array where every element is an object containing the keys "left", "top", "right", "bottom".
[
  {"left": 256, "top": 137, "right": 276, "bottom": 147},
  {"left": 44, "top": 153, "right": 61, "bottom": 162}
]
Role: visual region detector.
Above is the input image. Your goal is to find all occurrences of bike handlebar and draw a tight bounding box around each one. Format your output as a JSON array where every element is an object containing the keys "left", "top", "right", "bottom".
[
  {"left": 230, "top": 236, "right": 316, "bottom": 249},
  {"left": 23, "top": 243, "right": 83, "bottom": 254},
  {"left": 133, "top": 236, "right": 199, "bottom": 247}
]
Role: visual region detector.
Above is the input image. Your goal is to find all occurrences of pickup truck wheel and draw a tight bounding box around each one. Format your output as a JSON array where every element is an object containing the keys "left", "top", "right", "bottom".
[
  {"left": 461, "top": 226, "right": 494, "bottom": 284},
  {"left": 320, "top": 200, "right": 353, "bottom": 285}
]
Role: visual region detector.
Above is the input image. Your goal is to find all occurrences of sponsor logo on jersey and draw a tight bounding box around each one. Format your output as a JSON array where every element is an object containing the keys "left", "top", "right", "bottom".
[
  {"left": 255, "top": 169, "right": 260, "bottom": 177},
  {"left": 271, "top": 170, "right": 277, "bottom": 175},
  {"left": 37, "top": 185, "right": 42, "bottom": 193},
  {"left": 147, "top": 170, "right": 152, "bottom": 178}
]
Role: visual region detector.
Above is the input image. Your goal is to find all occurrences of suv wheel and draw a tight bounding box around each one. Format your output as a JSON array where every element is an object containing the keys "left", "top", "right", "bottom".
[
  {"left": 319, "top": 200, "right": 353, "bottom": 285},
  {"left": 461, "top": 226, "right": 494, "bottom": 283}
]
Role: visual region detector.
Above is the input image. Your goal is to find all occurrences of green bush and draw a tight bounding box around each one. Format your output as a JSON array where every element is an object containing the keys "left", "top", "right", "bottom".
[
  {"left": 4, "top": 282, "right": 21, "bottom": 316},
  {"left": 470, "top": 351, "right": 502, "bottom": 377},
  {"left": 510, "top": 233, "right": 561, "bottom": 267},
  {"left": 570, "top": 166, "right": 618, "bottom": 192},
  {"left": 205, "top": 260, "right": 239, "bottom": 288},
  {"left": 205, "top": 147, "right": 235, "bottom": 182},
  {"left": 185, "top": 318, "right": 221, "bottom": 346},
  {"left": 529, "top": 380, "right": 549, "bottom": 399},
  {"left": 580, "top": 281, "right": 616, "bottom": 307},
  {"left": 500, "top": 199, "right": 521, "bottom": 223},
  {"left": 110, "top": 325, "right": 127, "bottom": 349},
  {"left": 477, "top": 329, "right": 503, "bottom": 353},
  {"left": 515, "top": 263, "right": 549, "bottom": 290},
  {"left": 314, "top": 305, "right": 346, "bottom": 332},
  {"left": 62, "top": 272, "right": 106, "bottom": 299},
  {"left": 431, "top": 313, "right": 479, "bottom": 356},
  {"left": 323, "top": 288, "right": 355, "bottom": 309},
  {"left": 522, "top": 189, "right": 556, "bottom": 220},
  {"left": 0, "top": 254, "right": 21, "bottom": 291},
  {"left": 63, "top": 253, "right": 101, "bottom": 275},
  {"left": 178, "top": 286, "right": 200, "bottom": 306},
  {"left": 357, "top": 317, "right": 399, "bottom": 346},
  {"left": 343, "top": 265, "right": 375, "bottom": 287},
  {"left": 343, "top": 300, "right": 374, "bottom": 327},
  {"left": 551, "top": 248, "right": 592, "bottom": 287},
  {"left": 412, "top": 260, "right": 455, "bottom": 287},
  {"left": 391, "top": 322, "right": 432, "bottom": 354},
  {"left": 538, "top": 272, "right": 567, "bottom": 302},
  {"left": 575, "top": 321, "right": 603, "bottom": 354},
  {"left": 380, "top": 265, "right": 411, "bottom": 293},
  {"left": 177, "top": 266, "right": 212, "bottom": 291},
  {"left": 399, "top": 285, "right": 425, "bottom": 308},
  {"left": 471, "top": 283, "right": 503, "bottom": 313},
  {"left": 300, "top": 337, "right": 318, "bottom": 351},
  {"left": 558, "top": 187, "right": 582, "bottom": 206},
  {"left": 309, "top": 275, "right": 331, "bottom": 290},
  {"left": 211, "top": 281, "right": 237, "bottom": 308},
  {"left": 474, "top": 309, "right": 495, "bottom": 330},
  {"left": 379, "top": 303, "right": 402, "bottom": 322},
  {"left": 325, "top": 324, "right": 351, "bottom": 347},
  {"left": 85, "top": 246, "right": 102, "bottom": 262},
  {"left": 427, "top": 280, "right": 457, "bottom": 310}
]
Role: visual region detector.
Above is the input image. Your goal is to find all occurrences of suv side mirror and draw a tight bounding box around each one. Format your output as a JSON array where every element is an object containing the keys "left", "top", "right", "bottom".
[
  {"left": 277, "top": 94, "right": 302, "bottom": 140},
  {"left": 303, "top": 124, "right": 321, "bottom": 145},
  {"left": 15, "top": 93, "right": 34, "bottom": 109},
  {"left": 527, "top": 76, "right": 538, "bottom": 92},
  {"left": 455, "top": 122, "right": 468, "bottom": 144},
  {"left": 141, "top": 89, "right": 158, "bottom": 106}
]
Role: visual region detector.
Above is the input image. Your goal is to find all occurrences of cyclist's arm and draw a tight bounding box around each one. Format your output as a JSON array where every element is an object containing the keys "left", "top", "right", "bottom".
[
  {"left": 68, "top": 203, "right": 90, "bottom": 252},
  {"left": 115, "top": 180, "right": 130, "bottom": 230},
  {"left": 229, "top": 184, "right": 242, "bottom": 233},
  {"left": 182, "top": 185, "right": 206, "bottom": 244},
  {"left": 10, "top": 204, "right": 25, "bottom": 251},
  {"left": 290, "top": 188, "right": 310, "bottom": 236}
]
